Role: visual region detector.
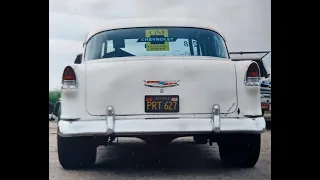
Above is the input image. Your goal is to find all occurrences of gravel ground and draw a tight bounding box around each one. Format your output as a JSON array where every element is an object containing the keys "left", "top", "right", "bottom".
[{"left": 49, "top": 122, "right": 271, "bottom": 180}]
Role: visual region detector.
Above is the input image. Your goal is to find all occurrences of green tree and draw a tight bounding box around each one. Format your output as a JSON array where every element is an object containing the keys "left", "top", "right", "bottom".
[{"left": 49, "top": 90, "right": 61, "bottom": 105}]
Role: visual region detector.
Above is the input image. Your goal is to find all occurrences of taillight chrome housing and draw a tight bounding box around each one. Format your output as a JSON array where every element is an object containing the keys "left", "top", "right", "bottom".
[
  {"left": 245, "top": 62, "right": 260, "bottom": 86},
  {"left": 62, "top": 66, "right": 78, "bottom": 89}
]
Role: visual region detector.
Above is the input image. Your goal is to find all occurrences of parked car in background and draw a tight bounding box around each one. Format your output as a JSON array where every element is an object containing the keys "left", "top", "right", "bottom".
[
  {"left": 261, "top": 86, "right": 271, "bottom": 128},
  {"left": 57, "top": 18, "right": 266, "bottom": 170},
  {"left": 49, "top": 99, "right": 61, "bottom": 121},
  {"left": 49, "top": 101, "right": 53, "bottom": 114},
  {"left": 49, "top": 101, "right": 55, "bottom": 121},
  {"left": 260, "top": 76, "right": 271, "bottom": 128}
]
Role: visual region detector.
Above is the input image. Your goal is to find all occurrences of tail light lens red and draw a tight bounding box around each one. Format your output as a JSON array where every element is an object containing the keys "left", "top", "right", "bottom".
[
  {"left": 62, "top": 66, "right": 77, "bottom": 89},
  {"left": 245, "top": 63, "right": 260, "bottom": 86},
  {"left": 261, "top": 103, "right": 270, "bottom": 110}
]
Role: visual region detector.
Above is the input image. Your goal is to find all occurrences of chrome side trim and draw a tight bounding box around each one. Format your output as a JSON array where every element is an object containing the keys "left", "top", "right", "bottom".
[{"left": 60, "top": 118, "right": 80, "bottom": 121}]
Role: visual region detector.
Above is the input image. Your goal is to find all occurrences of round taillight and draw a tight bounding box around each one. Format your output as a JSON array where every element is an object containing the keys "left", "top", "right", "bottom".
[
  {"left": 246, "top": 63, "right": 260, "bottom": 77},
  {"left": 63, "top": 66, "right": 76, "bottom": 81},
  {"left": 62, "top": 66, "right": 77, "bottom": 89},
  {"left": 245, "top": 63, "right": 260, "bottom": 86}
]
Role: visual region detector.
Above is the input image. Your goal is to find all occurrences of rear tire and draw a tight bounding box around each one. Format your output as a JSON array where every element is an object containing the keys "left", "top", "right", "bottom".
[
  {"left": 57, "top": 135, "right": 97, "bottom": 170},
  {"left": 218, "top": 134, "right": 261, "bottom": 168}
]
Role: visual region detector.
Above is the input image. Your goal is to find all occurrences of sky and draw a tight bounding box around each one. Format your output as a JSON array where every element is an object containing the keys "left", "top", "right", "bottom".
[{"left": 49, "top": 0, "right": 271, "bottom": 90}]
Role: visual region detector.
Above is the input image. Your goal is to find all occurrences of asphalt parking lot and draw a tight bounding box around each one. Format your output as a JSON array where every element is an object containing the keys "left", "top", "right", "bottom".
[{"left": 49, "top": 122, "right": 271, "bottom": 180}]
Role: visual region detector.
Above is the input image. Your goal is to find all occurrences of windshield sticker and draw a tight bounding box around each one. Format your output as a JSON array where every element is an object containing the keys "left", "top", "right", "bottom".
[
  {"left": 137, "top": 37, "right": 177, "bottom": 43},
  {"left": 142, "top": 29, "right": 174, "bottom": 51}
]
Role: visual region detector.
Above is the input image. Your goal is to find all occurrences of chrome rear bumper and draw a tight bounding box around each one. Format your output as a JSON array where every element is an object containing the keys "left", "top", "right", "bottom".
[
  {"left": 58, "top": 117, "right": 266, "bottom": 137},
  {"left": 58, "top": 105, "right": 266, "bottom": 137}
]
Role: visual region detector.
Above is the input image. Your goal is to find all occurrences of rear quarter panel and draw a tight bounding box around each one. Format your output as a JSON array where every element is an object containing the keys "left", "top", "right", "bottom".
[
  {"left": 60, "top": 64, "right": 96, "bottom": 120},
  {"left": 229, "top": 61, "right": 262, "bottom": 117}
]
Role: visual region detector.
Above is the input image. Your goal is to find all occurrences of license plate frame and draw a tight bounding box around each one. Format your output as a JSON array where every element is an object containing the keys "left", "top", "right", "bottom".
[{"left": 145, "top": 95, "right": 179, "bottom": 113}]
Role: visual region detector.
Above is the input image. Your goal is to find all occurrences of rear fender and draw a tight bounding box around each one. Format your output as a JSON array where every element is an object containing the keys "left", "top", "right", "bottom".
[
  {"left": 60, "top": 64, "right": 92, "bottom": 120},
  {"left": 231, "top": 61, "right": 262, "bottom": 117}
]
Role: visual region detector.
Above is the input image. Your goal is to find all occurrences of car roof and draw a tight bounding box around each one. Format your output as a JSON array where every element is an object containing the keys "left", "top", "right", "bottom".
[{"left": 85, "top": 18, "right": 226, "bottom": 43}]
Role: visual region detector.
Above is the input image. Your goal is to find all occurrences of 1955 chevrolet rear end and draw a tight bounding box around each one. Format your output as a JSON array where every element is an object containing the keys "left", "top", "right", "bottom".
[{"left": 57, "top": 18, "right": 266, "bottom": 170}]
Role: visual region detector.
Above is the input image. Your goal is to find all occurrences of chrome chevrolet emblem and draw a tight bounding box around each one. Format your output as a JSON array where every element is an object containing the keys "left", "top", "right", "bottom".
[{"left": 144, "top": 80, "right": 179, "bottom": 88}]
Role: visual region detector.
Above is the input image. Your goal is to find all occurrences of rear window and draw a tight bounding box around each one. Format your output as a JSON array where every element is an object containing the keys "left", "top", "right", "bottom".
[{"left": 84, "top": 27, "right": 229, "bottom": 61}]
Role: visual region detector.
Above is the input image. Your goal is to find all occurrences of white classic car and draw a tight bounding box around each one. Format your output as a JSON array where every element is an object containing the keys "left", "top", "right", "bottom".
[{"left": 57, "top": 18, "right": 266, "bottom": 169}]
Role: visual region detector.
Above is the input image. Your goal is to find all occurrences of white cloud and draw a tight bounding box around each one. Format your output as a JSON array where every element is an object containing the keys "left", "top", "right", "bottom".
[
  {"left": 49, "top": 38, "right": 83, "bottom": 90},
  {"left": 49, "top": 38, "right": 83, "bottom": 56},
  {"left": 49, "top": 0, "right": 271, "bottom": 90}
]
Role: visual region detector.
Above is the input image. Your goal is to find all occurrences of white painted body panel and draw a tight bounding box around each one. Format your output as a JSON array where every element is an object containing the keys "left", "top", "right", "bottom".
[
  {"left": 233, "top": 61, "right": 262, "bottom": 116},
  {"left": 59, "top": 59, "right": 264, "bottom": 136},
  {"left": 85, "top": 56, "right": 237, "bottom": 115}
]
